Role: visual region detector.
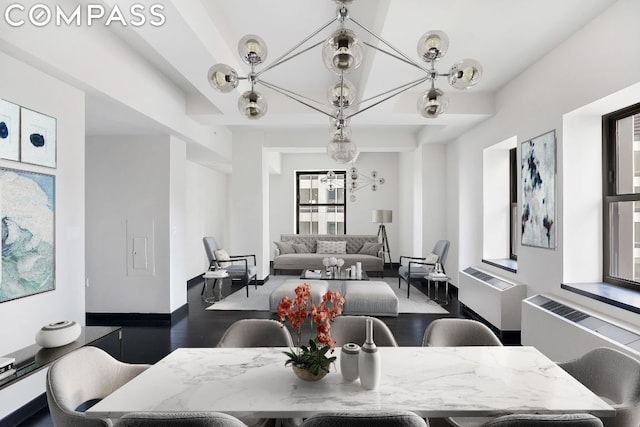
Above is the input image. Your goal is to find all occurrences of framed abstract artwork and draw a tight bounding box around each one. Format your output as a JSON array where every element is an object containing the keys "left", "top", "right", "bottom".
[
  {"left": 0, "top": 99, "right": 20, "bottom": 161},
  {"left": 521, "top": 129, "right": 556, "bottom": 249},
  {"left": 0, "top": 167, "right": 55, "bottom": 303},
  {"left": 20, "top": 107, "right": 57, "bottom": 168}
]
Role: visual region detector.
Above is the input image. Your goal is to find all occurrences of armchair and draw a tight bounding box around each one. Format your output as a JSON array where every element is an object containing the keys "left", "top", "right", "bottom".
[
  {"left": 398, "top": 240, "right": 449, "bottom": 298},
  {"left": 203, "top": 237, "right": 258, "bottom": 297}
]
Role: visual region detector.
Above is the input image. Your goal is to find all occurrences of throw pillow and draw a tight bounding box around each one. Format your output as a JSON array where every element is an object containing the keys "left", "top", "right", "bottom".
[
  {"left": 316, "top": 240, "right": 347, "bottom": 254},
  {"left": 425, "top": 252, "right": 439, "bottom": 264},
  {"left": 274, "top": 241, "right": 295, "bottom": 255},
  {"left": 214, "top": 249, "right": 232, "bottom": 268},
  {"left": 292, "top": 242, "right": 310, "bottom": 253},
  {"left": 358, "top": 241, "right": 383, "bottom": 256}
]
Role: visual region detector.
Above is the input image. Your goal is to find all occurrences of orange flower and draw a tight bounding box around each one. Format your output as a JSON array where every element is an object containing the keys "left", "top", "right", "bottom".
[{"left": 278, "top": 283, "right": 344, "bottom": 350}]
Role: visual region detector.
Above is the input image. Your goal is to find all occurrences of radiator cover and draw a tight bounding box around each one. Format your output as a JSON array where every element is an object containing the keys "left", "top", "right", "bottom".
[
  {"left": 458, "top": 267, "right": 526, "bottom": 331},
  {"left": 522, "top": 294, "right": 640, "bottom": 362}
]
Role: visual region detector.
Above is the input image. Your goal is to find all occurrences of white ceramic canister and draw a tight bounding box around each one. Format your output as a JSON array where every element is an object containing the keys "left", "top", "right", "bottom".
[
  {"left": 358, "top": 318, "right": 380, "bottom": 390},
  {"left": 340, "top": 343, "right": 360, "bottom": 382}
]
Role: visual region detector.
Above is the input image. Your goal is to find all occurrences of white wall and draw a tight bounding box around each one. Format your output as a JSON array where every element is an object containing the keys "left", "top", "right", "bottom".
[
  {"left": 86, "top": 135, "right": 185, "bottom": 314},
  {"left": 185, "top": 162, "right": 229, "bottom": 279},
  {"left": 269, "top": 152, "right": 401, "bottom": 261},
  {"left": 449, "top": 0, "right": 640, "bottom": 328},
  {"left": 0, "top": 52, "right": 85, "bottom": 418},
  {"left": 421, "top": 144, "right": 448, "bottom": 259},
  {"left": 169, "top": 136, "right": 187, "bottom": 311},
  {"left": 230, "top": 131, "right": 270, "bottom": 279}
]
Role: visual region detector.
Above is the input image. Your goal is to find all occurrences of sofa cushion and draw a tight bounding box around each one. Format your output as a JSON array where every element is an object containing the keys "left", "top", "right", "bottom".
[
  {"left": 274, "top": 241, "right": 295, "bottom": 255},
  {"left": 358, "top": 242, "right": 382, "bottom": 256},
  {"left": 280, "top": 235, "right": 379, "bottom": 254},
  {"left": 274, "top": 253, "right": 383, "bottom": 272},
  {"left": 214, "top": 249, "right": 231, "bottom": 267},
  {"left": 292, "top": 242, "right": 310, "bottom": 253},
  {"left": 425, "top": 252, "right": 439, "bottom": 264},
  {"left": 316, "top": 240, "right": 346, "bottom": 254}
]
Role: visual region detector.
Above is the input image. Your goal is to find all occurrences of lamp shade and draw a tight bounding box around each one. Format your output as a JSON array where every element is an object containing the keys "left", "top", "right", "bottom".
[{"left": 372, "top": 209, "right": 392, "bottom": 224}]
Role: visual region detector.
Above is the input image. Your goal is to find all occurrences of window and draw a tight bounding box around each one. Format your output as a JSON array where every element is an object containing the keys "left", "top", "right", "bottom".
[
  {"left": 296, "top": 171, "right": 346, "bottom": 235},
  {"left": 603, "top": 102, "right": 640, "bottom": 287},
  {"left": 509, "top": 147, "right": 518, "bottom": 260}
]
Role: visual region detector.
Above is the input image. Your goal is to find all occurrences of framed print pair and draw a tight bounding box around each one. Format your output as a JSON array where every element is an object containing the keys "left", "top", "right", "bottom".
[{"left": 0, "top": 99, "right": 56, "bottom": 168}]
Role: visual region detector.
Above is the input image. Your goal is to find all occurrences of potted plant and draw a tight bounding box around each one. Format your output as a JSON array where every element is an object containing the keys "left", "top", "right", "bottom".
[{"left": 277, "top": 283, "right": 344, "bottom": 381}]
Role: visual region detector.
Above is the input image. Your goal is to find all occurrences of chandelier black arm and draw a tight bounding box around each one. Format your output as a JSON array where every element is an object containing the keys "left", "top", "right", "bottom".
[
  {"left": 363, "top": 41, "right": 424, "bottom": 71},
  {"left": 255, "top": 16, "right": 338, "bottom": 77},
  {"left": 347, "top": 76, "right": 430, "bottom": 119},
  {"left": 258, "top": 80, "right": 335, "bottom": 119},
  {"left": 349, "top": 16, "right": 431, "bottom": 74}
]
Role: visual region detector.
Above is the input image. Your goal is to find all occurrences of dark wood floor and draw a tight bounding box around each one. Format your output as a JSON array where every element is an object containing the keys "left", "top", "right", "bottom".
[{"left": 17, "top": 269, "right": 463, "bottom": 426}]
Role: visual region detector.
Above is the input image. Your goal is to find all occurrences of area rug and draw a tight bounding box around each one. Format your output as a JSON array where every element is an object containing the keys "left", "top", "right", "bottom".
[{"left": 206, "top": 275, "right": 448, "bottom": 314}]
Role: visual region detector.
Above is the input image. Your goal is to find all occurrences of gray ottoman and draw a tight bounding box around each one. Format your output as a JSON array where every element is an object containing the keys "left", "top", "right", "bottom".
[
  {"left": 343, "top": 281, "right": 399, "bottom": 317},
  {"left": 269, "top": 279, "right": 329, "bottom": 312}
]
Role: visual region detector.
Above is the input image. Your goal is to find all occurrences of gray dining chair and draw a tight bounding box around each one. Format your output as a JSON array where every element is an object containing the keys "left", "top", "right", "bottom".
[
  {"left": 300, "top": 411, "right": 428, "bottom": 426},
  {"left": 398, "top": 240, "right": 449, "bottom": 298},
  {"left": 203, "top": 237, "right": 258, "bottom": 297},
  {"left": 422, "top": 318, "right": 502, "bottom": 347},
  {"left": 330, "top": 315, "right": 398, "bottom": 347},
  {"left": 478, "top": 413, "right": 603, "bottom": 426},
  {"left": 46, "top": 346, "right": 150, "bottom": 427},
  {"left": 558, "top": 347, "right": 640, "bottom": 427},
  {"left": 216, "top": 319, "right": 294, "bottom": 427},
  {"left": 116, "top": 411, "right": 250, "bottom": 426},
  {"left": 216, "top": 319, "right": 293, "bottom": 348},
  {"left": 422, "top": 318, "right": 501, "bottom": 427}
]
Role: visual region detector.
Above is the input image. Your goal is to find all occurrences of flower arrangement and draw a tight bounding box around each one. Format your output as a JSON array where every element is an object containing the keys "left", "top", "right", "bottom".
[{"left": 277, "top": 283, "right": 345, "bottom": 378}]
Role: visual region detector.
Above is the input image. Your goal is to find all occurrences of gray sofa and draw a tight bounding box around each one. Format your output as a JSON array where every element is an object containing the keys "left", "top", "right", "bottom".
[{"left": 273, "top": 234, "right": 385, "bottom": 276}]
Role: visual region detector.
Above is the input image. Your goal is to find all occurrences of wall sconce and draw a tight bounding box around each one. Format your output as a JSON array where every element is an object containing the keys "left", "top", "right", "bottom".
[{"left": 348, "top": 167, "right": 385, "bottom": 202}]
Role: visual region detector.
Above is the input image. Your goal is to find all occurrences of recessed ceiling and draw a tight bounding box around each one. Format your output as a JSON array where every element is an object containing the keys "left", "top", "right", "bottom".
[{"left": 88, "top": 0, "right": 617, "bottom": 150}]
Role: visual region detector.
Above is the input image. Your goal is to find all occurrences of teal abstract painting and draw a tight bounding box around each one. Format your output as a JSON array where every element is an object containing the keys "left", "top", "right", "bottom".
[{"left": 0, "top": 168, "right": 55, "bottom": 302}]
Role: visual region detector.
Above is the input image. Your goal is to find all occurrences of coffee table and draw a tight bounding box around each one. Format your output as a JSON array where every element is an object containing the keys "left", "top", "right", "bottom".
[{"left": 301, "top": 269, "right": 369, "bottom": 281}]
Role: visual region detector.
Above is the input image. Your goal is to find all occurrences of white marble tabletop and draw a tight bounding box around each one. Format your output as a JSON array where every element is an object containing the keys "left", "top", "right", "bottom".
[{"left": 86, "top": 346, "right": 614, "bottom": 419}]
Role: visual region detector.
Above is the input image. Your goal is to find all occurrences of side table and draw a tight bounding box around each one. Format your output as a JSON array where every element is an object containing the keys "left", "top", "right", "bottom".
[
  {"left": 426, "top": 273, "right": 449, "bottom": 305},
  {"left": 202, "top": 270, "right": 229, "bottom": 303}
]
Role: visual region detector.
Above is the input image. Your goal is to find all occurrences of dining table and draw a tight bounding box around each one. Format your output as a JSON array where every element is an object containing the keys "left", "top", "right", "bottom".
[{"left": 86, "top": 346, "right": 614, "bottom": 420}]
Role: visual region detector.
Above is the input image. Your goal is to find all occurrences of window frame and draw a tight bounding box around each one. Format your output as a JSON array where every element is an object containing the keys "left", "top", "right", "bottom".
[
  {"left": 602, "top": 101, "right": 640, "bottom": 288},
  {"left": 295, "top": 170, "right": 347, "bottom": 235}
]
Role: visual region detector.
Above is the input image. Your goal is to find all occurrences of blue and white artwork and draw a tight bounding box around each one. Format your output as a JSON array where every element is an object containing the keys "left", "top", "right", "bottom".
[
  {"left": 521, "top": 130, "right": 556, "bottom": 249},
  {"left": 20, "top": 107, "right": 56, "bottom": 168},
  {"left": 0, "top": 168, "right": 55, "bottom": 303},
  {"left": 0, "top": 99, "right": 20, "bottom": 161}
]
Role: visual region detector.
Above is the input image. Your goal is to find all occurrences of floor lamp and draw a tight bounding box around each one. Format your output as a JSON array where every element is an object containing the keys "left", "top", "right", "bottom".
[{"left": 372, "top": 210, "right": 392, "bottom": 265}]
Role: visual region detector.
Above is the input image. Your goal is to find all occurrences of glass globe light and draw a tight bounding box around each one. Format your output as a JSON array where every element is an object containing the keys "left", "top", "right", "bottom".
[
  {"left": 350, "top": 194, "right": 356, "bottom": 202},
  {"left": 448, "top": 58, "right": 483, "bottom": 89},
  {"left": 417, "top": 30, "right": 449, "bottom": 62},
  {"left": 417, "top": 88, "right": 449, "bottom": 118},
  {"left": 326, "top": 170, "right": 336, "bottom": 179},
  {"left": 207, "top": 64, "right": 239, "bottom": 93},
  {"left": 238, "top": 34, "right": 268, "bottom": 65},
  {"left": 322, "top": 29, "right": 363, "bottom": 74},
  {"left": 327, "top": 78, "right": 356, "bottom": 107},
  {"left": 330, "top": 123, "right": 352, "bottom": 140},
  {"left": 238, "top": 90, "right": 267, "bottom": 119},
  {"left": 327, "top": 136, "right": 358, "bottom": 164}
]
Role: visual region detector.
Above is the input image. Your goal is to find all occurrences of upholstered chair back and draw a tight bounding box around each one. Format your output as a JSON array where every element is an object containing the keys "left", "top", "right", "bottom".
[{"left": 46, "top": 346, "right": 150, "bottom": 427}]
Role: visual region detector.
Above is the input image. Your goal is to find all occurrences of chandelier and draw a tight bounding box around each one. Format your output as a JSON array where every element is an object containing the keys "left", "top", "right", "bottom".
[{"left": 207, "top": 0, "right": 482, "bottom": 164}]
